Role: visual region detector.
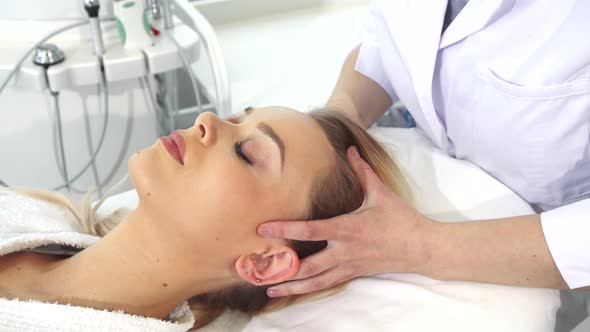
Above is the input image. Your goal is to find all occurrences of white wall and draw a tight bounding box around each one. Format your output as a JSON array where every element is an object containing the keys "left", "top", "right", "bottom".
[{"left": 209, "top": 1, "right": 369, "bottom": 111}]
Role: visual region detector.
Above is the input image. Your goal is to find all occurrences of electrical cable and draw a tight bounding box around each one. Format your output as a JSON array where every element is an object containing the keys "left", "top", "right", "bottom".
[
  {"left": 0, "top": 10, "right": 209, "bottom": 192},
  {"left": 139, "top": 75, "right": 167, "bottom": 134},
  {"left": 94, "top": 90, "right": 133, "bottom": 190},
  {"left": 74, "top": 0, "right": 106, "bottom": 196},
  {"left": 90, "top": 173, "right": 129, "bottom": 214},
  {"left": 0, "top": 21, "right": 89, "bottom": 97},
  {"left": 82, "top": 88, "right": 103, "bottom": 196},
  {"left": 0, "top": 19, "right": 115, "bottom": 190},
  {"left": 172, "top": 0, "right": 231, "bottom": 117},
  {"left": 166, "top": 76, "right": 176, "bottom": 133},
  {"left": 50, "top": 91, "right": 103, "bottom": 195},
  {"left": 168, "top": 33, "right": 203, "bottom": 116},
  {"left": 51, "top": 92, "right": 71, "bottom": 194},
  {"left": 52, "top": 85, "right": 133, "bottom": 196},
  {"left": 40, "top": 51, "right": 110, "bottom": 193},
  {"left": 33, "top": 43, "right": 71, "bottom": 194},
  {"left": 52, "top": 69, "right": 108, "bottom": 191}
]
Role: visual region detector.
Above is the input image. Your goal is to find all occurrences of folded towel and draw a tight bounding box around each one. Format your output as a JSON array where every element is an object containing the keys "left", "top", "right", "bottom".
[
  {"left": 0, "top": 298, "right": 194, "bottom": 332},
  {"left": 0, "top": 190, "right": 97, "bottom": 256}
]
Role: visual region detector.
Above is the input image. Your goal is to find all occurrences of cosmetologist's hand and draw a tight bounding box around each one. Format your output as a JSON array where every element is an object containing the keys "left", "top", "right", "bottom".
[{"left": 257, "top": 146, "right": 436, "bottom": 297}]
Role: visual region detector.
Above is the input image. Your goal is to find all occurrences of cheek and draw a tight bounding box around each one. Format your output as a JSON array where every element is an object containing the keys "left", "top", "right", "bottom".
[
  {"left": 180, "top": 160, "right": 286, "bottom": 243},
  {"left": 141, "top": 150, "right": 267, "bottom": 227},
  {"left": 198, "top": 160, "right": 268, "bottom": 221}
]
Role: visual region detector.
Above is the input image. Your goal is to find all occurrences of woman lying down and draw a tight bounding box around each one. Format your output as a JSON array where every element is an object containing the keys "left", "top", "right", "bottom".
[{"left": 0, "top": 107, "right": 409, "bottom": 331}]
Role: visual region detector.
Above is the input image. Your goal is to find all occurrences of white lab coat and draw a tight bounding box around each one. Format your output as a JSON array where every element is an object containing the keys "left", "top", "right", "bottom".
[{"left": 355, "top": 0, "right": 590, "bottom": 288}]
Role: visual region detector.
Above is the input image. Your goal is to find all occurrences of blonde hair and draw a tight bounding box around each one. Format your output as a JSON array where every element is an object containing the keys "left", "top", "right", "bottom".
[
  {"left": 6, "top": 175, "right": 131, "bottom": 237},
  {"left": 9, "top": 109, "right": 410, "bottom": 330}
]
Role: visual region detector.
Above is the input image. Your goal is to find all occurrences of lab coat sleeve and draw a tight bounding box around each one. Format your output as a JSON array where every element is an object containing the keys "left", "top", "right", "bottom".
[
  {"left": 354, "top": 0, "right": 398, "bottom": 102},
  {"left": 541, "top": 198, "right": 590, "bottom": 289}
]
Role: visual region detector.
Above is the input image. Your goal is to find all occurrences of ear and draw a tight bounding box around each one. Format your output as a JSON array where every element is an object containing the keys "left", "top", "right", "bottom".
[{"left": 234, "top": 246, "right": 300, "bottom": 286}]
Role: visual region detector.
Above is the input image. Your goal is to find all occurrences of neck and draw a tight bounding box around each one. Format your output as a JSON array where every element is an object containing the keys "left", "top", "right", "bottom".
[{"left": 37, "top": 209, "right": 236, "bottom": 319}]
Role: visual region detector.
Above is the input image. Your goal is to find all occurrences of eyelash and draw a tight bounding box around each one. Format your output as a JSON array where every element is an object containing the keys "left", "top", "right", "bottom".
[{"left": 235, "top": 141, "right": 252, "bottom": 165}]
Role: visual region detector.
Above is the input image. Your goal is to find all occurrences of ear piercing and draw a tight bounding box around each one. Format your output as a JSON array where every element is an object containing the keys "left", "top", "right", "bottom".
[{"left": 255, "top": 278, "right": 261, "bottom": 284}]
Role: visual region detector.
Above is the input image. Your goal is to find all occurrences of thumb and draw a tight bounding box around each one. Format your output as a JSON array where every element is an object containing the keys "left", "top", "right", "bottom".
[{"left": 346, "top": 146, "right": 389, "bottom": 203}]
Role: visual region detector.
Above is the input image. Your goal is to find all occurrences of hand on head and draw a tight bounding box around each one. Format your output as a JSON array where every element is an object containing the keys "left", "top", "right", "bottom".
[{"left": 257, "top": 146, "right": 435, "bottom": 297}]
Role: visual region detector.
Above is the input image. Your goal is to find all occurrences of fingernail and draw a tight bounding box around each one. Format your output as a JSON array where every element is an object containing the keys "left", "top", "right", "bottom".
[
  {"left": 258, "top": 225, "right": 273, "bottom": 237},
  {"left": 267, "top": 289, "right": 279, "bottom": 297},
  {"left": 349, "top": 146, "right": 360, "bottom": 159}
]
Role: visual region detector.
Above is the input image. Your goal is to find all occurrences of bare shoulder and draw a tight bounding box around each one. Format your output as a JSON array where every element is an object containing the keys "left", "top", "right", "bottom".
[
  {"left": 0, "top": 251, "right": 62, "bottom": 298},
  {"left": 0, "top": 251, "right": 55, "bottom": 268}
]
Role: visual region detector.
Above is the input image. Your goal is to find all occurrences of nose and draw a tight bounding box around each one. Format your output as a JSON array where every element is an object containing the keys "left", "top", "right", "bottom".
[{"left": 193, "top": 111, "right": 220, "bottom": 146}]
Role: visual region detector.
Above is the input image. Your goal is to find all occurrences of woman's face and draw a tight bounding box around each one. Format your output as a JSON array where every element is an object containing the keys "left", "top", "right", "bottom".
[{"left": 128, "top": 106, "right": 333, "bottom": 268}]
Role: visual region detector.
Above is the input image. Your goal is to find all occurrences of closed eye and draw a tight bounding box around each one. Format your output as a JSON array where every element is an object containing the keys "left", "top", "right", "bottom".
[{"left": 235, "top": 141, "right": 252, "bottom": 165}]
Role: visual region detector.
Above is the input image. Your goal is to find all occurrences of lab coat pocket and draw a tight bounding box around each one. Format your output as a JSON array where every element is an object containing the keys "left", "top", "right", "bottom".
[
  {"left": 468, "top": 68, "right": 590, "bottom": 209},
  {"left": 484, "top": 69, "right": 590, "bottom": 100}
]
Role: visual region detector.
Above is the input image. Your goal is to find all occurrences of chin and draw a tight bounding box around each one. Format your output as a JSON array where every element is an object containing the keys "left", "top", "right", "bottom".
[{"left": 127, "top": 147, "right": 156, "bottom": 200}]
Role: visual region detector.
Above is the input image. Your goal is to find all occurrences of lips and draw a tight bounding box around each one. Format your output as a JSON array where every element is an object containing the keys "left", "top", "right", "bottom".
[{"left": 160, "top": 130, "right": 185, "bottom": 165}]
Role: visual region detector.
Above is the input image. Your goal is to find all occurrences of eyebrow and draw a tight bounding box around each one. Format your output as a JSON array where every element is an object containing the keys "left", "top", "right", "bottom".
[
  {"left": 257, "top": 122, "right": 285, "bottom": 171},
  {"left": 243, "top": 107, "right": 285, "bottom": 170}
]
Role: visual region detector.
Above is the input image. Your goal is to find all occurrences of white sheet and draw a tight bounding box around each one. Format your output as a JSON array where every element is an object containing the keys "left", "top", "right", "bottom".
[{"left": 98, "top": 127, "right": 559, "bottom": 332}]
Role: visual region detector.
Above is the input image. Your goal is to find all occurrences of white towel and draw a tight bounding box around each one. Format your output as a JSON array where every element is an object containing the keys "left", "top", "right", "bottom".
[
  {"left": 0, "top": 190, "right": 195, "bottom": 331},
  {"left": 0, "top": 298, "right": 194, "bottom": 332},
  {"left": 0, "top": 189, "right": 98, "bottom": 256}
]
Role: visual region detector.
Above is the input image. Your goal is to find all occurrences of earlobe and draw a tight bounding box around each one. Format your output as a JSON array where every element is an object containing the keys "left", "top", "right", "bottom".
[{"left": 235, "top": 246, "right": 300, "bottom": 286}]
